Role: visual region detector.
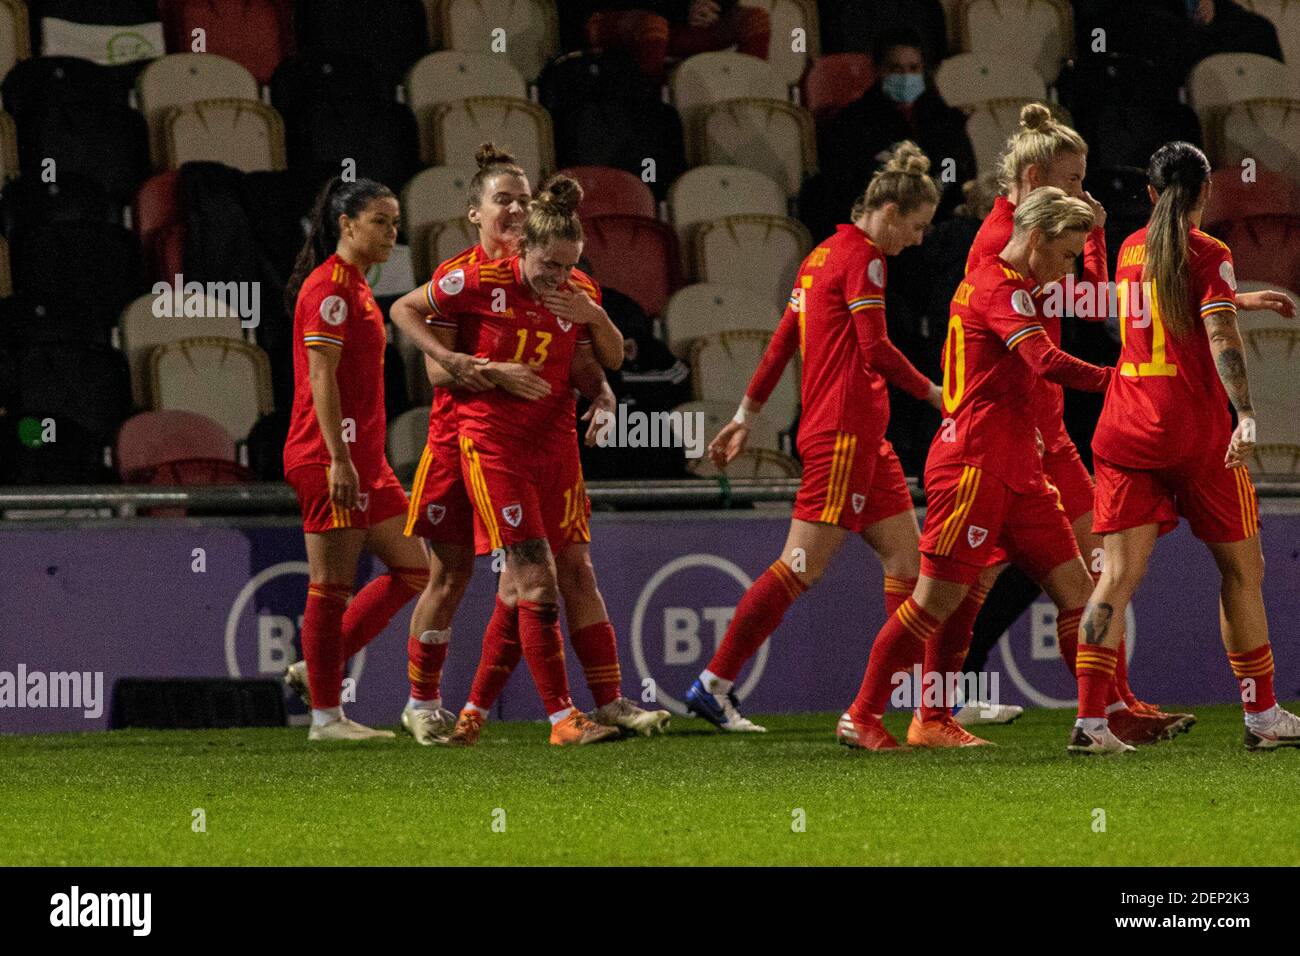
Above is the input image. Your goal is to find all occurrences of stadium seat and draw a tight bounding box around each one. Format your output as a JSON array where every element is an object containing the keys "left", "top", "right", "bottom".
[
  {"left": 689, "top": 446, "right": 801, "bottom": 479},
  {"left": 0, "top": 172, "right": 120, "bottom": 234},
  {"left": 1243, "top": 328, "right": 1300, "bottom": 444},
  {"left": 406, "top": 51, "right": 527, "bottom": 163},
  {"left": 692, "top": 214, "right": 812, "bottom": 306},
  {"left": 115, "top": 408, "right": 241, "bottom": 483},
  {"left": 269, "top": 50, "right": 390, "bottom": 118},
  {"left": 119, "top": 291, "right": 245, "bottom": 406},
  {"left": 663, "top": 283, "right": 784, "bottom": 357},
  {"left": 668, "top": 165, "right": 787, "bottom": 247},
  {"left": 694, "top": 99, "right": 816, "bottom": 197},
  {"left": 747, "top": 0, "right": 820, "bottom": 88},
  {"left": 1205, "top": 167, "right": 1300, "bottom": 228},
  {"left": 149, "top": 336, "right": 273, "bottom": 441},
  {"left": 933, "top": 53, "right": 1045, "bottom": 110},
  {"left": 959, "top": 0, "right": 1071, "bottom": 86},
  {"left": 33, "top": 0, "right": 164, "bottom": 65},
  {"left": 1217, "top": 98, "right": 1300, "bottom": 186},
  {"left": 966, "top": 99, "right": 1073, "bottom": 177},
  {"left": 1, "top": 55, "right": 132, "bottom": 121},
  {"left": 1187, "top": 53, "right": 1299, "bottom": 132},
  {"left": 134, "top": 169, "right": 184, "bottom": 284},
  {"left": 671, "top": 52, "right": 789, "bottom": 126},
  {"left": 401, "top": 165, "right": 476, "bottom": 279},
  {"left": 1251, "top": 443, "right": 1300, "bottom": 475},
  {"left": 579, "top": 213, "right": 683, "bottom": 318},
  {"left": 163, "top": 98, "right": 286, "bottom": 172},
  {"left": 282, "top": 91, "right": 421, "bottom": 195},
  {"left": 0, "top": 0, "right": 30, "bottom": 83},
  {"left": 439, "top": 0, "right": 559, "bottom": 83},
  {"left": 428, "top": 217, "right": 479, "bottom": 272},
  {"left": 245, "top": 405, "right": 289, "bottom": 479},
  {"left": 801, "top": 53, "right": 876, "bottom": 125},
  {"left": 1211, "top": 214, "right": 1300, "bottom": 290},
  {"left": 17, "top": 100, "right": 149, "bottom": 202},
  {"left": 670, "top": 399, "right": 783, "bottom": 455},
  {"left": 430, "top": 96, "right": 553, "bottom": 186},
  {"left": 162, "top": 0, "right": 292, "bottom": 85},
  {"left": 297, "top": 0, "right": 428, "bottom": 95},
  {"left": 1241, "top": 0, "right": 1300, "bottom": 67},
  {"left": 136, "top": 53, "right": 260, "bottom": 167},
  {"left": 1234, "top": 280, "right": 1300, "bottom": 336},
  {"left": 689, "top": 329, "right": 800, "bottom": 431},
  {"left": 559, "top": 166, "right": 656, "bottom": 220},
  {"left": 386, "top": 405, "right": 430, "bottom": 483}
]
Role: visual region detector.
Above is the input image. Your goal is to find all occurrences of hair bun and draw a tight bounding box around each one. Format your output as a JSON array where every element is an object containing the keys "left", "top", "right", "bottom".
[
  {"left": 884, "top": 140, "right": 930, "bottom": 176},
  {"left": 1019, "top": 102, "right": 1053, "bottom": 131},
  {"left": 536, "top": 174, "right": 584, "bottom": 216},
  {"left": 475, "top": 142, "right": 517, "bottom": 169}
]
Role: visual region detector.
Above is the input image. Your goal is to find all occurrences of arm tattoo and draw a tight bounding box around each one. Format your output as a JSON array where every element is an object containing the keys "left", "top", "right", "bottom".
[
  {"left": 1081, "top": 602, "right": 1113, "bottom": 646},
  {"left": 1204, "top": 314, "right": 1254, "bottom": 414}
]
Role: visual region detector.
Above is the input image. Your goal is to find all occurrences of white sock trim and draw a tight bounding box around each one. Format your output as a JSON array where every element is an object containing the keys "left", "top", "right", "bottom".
[
  {"left": 311, "top": 706, "right": 343, "bottom": 727},
  {"left": 463, "top": 702, "right": 489, "bottom": 718},
  {"left": 700, "top": 669, "right": 733, "bottom": 695},
  {"left": 548, "top": 706, "right": 574, "bottom": 725},
  {"left": 408, "top": 697, "right": 442, "bottom": 711},
  {"left": 418, "top": 628, "right": 451, "bottom": 645}
]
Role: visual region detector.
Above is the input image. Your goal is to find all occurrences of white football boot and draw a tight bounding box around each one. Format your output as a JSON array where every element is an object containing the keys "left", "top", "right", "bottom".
[
  {"left": 1244, "top": 705, "right": 1300, "bottom": 751},
  {"left": 308, "top": 717, "right": 396, "bottom": 741},
  {"left": 400, "top": 705, "right": 459, "bottom": 745},
  {"left": 590, "top": 697, "right": 672, "bottom": 736},
  {"left": 1067, "top": 721, "right": 1136, "bottom": 755}
]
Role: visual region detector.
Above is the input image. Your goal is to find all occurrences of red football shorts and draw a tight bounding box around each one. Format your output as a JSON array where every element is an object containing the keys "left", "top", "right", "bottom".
[
  {"left": 458, "top": 434, "right": 591, "bottom": 556},
  {"left": 919, "top": 464, "right": 1081, "bottom": 585},
  {"left": 403, "top": 439, "right": 475, "bottom": 545},
  {"left": 1092, "top": 451, "right": 1261, "bottom": 543},
  {"left": 287, "top": 460, "right": 409, "bottom": 534},
  {"left": 1042, "top": 438, "right": 1096, "bottom": 525},
  {"left": 793, "top": 431, "right": 914, "bottom": 532}
]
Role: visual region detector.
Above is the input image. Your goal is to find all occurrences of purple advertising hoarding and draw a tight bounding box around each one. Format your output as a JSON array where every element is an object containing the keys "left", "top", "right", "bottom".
[{"left": 1, "top": 509, "right": 1298, "bottom": 733}]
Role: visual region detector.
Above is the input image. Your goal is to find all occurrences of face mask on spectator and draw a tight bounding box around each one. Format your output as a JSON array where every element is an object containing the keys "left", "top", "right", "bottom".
[{"left": 882, "top": 72, "right": 925, "bottom": 104}]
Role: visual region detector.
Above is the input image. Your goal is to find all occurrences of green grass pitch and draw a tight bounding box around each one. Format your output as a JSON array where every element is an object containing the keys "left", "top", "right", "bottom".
[{"left": 2, "top": 703, "right": 1297, "bottom": 866}]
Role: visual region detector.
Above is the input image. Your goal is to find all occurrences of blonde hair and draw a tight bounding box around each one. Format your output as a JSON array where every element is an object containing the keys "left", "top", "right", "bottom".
[
  {"left": 997, "top": 103, "right": 1088, "bottom": 194},
  {"left": 521, "top": 174, "right": 584, "bottom": 251},
  {"left": 851, "top": 141, "right": 940, "bottom": 220},
  {"left": 1012, "top": 186, "right": 1094, "bottom": 239}
]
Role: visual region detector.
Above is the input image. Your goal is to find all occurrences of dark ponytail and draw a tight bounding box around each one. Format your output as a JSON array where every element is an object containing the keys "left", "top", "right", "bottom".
[
  {"left": 1143, "top": 141, "right": 1211, "bottom": 341},
  {"left": 285, "top": 176, "right": 395, "bottom": 314}
]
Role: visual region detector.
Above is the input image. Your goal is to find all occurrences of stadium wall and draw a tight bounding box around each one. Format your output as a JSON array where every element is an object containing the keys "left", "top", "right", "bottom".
[{"left": 2, "top": 510, "right": 1299, "bottom": 733}]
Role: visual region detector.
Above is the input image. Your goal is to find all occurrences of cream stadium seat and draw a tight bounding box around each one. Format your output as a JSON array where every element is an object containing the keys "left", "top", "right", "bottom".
[
  {"left": 689, "top": 329, "right": 800, "bottom": 430},
  {"left": 406, "top": 51, "right": 527, "bottom": 163},
  {"left": 402, "top": 166, "right": 478, "bottom": 278},
  {"left": 671, "top": 399, "right": 783, "bottom": 454},
  {"left": 120, "top": 293, "right": 246, "bottom": 407},
  {"left": 1250, "top": 443, "right": 1300, "bottom": 476},
  {"left": 163, "top": 98, "right": 286, "bottom": 172},
  {"left": 1233, "top": 280, "right": 1300, "bottom": 336},
  {"left": 668, "top": 165, "right": 787, "bottom": 248},
  {"left": 428, "top": 217, "right": 481, "bottom": 269},
  {"left": 664, "top": 284, "right": 784, "bottom": 357},
  {"left": 149, "top": 337, "right": 273, "bottom": 441},
  {"left": 1218, "top": 97, "right": 1300, "bottom": 185},
  {"left": 934, "top": 52, "right": 1046, "bottom": 110},
  {"left": 693, "top": 214, "right": 811, "bottom": 307},
  {"left": 672, "top": 51, "right": 789, "bottom": 126},
  {"left": 430, "top": 96, "right": 553, "bottom": 186},
  {"left": 689, "top": 447, "right": 802, "bottom": 478},
  {"left": 1188, "top": 52, "right": 1299, "bottom": 134},
  {"left": 137, "top": 53, "right": 260, "bottom": 167},
  {"left": 695, "top": 98, "right": 816, "bottom": 197},
  {"left": 1240, "top": 1, "right": 1300, "bottom": 72},
  {"left": 966, "top": 98, "right": 1072, "bottom": 176},
  {"left": 1244, "top": 328, "right": 1300, "bottom": 444},
  {"left": 959, "top": 0, "right": 1072, "bottom": 86},
  {"left": 387, "top": 406, "right": 432, "bottom": 482},
  {"left": 0, "top": 0, "right": 30, "bottom": 86},
  {"left": 439, "top": 0, "right": 559, "bottom": 82},
  {"left": 746, "top": 0, "right": 821, "bottom": 89}
]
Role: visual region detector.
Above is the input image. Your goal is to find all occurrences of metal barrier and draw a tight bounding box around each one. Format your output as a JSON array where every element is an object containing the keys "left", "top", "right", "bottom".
[{"left": 2, "top": 475, "right": 1299, "bottom": 520}]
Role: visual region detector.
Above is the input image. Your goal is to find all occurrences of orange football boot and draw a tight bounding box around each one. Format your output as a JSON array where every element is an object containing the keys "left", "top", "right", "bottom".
[
  {"left": 549, "top": 710, "right": 621, "bottom": 746},
  {"left": 906, "top": 713, "right": 993, "bottom": 747},
  {"left": 836, "top": 711, "right": 905, "bottom": 751}
]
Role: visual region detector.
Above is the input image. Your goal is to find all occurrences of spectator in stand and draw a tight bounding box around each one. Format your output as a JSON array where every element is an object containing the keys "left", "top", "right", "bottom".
[
  {"left": 802, "top": 27, "right": 976, "bottom": 238},
  {"left": 580, "top": 1, "right": 772, "bottom": 82}
]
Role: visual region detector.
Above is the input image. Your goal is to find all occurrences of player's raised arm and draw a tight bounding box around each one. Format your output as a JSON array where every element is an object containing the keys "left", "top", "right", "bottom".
[
  {"left": 543, "top": 279, "right": 623, "bottom": 370},
  {"left": 390, "top": 280, "right": 493, "bottom": 390},
  {"left": 571, "top": 342, "right": 616, "bottom": 446}
]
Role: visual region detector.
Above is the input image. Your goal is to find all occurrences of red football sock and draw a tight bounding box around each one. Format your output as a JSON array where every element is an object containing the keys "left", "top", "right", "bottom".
[
  {"left": 1113, "top": 636, "right": 1139, "bottom": 708},
  {"left": 1228, "top": 644, "right": 1276, "bottom": 714},
  {"left": 1075, "top": 644, "right": 1117, "bottom": 719},
  {"left": 849, "top": 597, "right": 940, "bottom": 721},
  {"left": 920, "top": 582, "right": 989, "bottom": 721},
  {"left": 342, "top": 565, "right": 427, "bottom": 658},
  {"left": 1057, "top": 605, "right": 1080, "bottom": 675},
  {"left": 517, "top": 600, "right": 574, "bottom": 717},
  {"left": 467, "top": 597, "right": 522, "bottom": 712},
  {"left": 301, "top": 582, "right": 350, "bottom": 709},
  {"left": 569, "top": 620, "right": 622, "bottom": 708},
  {"left": 407, "top": 633, "right": 450, "bottom": 702},
  {"left": 883, "top": 575, "right": 917, "bottom": 620},
  {"left": 706, "top": 560, "right": 807, "bottom": 681}
]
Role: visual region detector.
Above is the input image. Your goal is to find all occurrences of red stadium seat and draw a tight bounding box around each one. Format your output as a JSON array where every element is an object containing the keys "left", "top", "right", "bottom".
[
  {"left": 1211, "top": 214, "right": 1300, "bottom": 291},
  {"left": 116, "top": 409, "right": 244, "bottom": 483},
  {"left": 580, "top": 214, "right": 683, "bottom": 318},
  {"left": 801, "top": 53, "right": 875, "bottom": 124},
  {"left": 161, "top": 0, "right": 294, "bottom": 85},
  {"left": 1204, "top": 168, "right": 1300, "bottom": 232},
  {"left": 134, "top": 170, "right": 185, "bottom": 284},
  {"left": 558, "top": 166, "right": 657, "bottom": 220}
]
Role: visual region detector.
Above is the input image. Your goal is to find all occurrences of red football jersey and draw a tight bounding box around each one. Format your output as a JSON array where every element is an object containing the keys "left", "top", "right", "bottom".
[
  {"left": 964, "top": 194, "right": 1109, "bottom": 452},
  {"left": 1092, "top": 226, "right": 1238, "bottom": 469},
  {"left": 745, "top": 223, "right": 930, "bottom": 442},
  {"left": 426, "top": 255, "right": 597, "bottom": 452},
  {"left": 423, "top": 244, "right": 487, "bottom": 449},
  {"left": 283, "top": 254, "right": 388, "bottom": 478},
  {"left": 929, "top": 257, "right": 1110, "bottom": 493}
]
